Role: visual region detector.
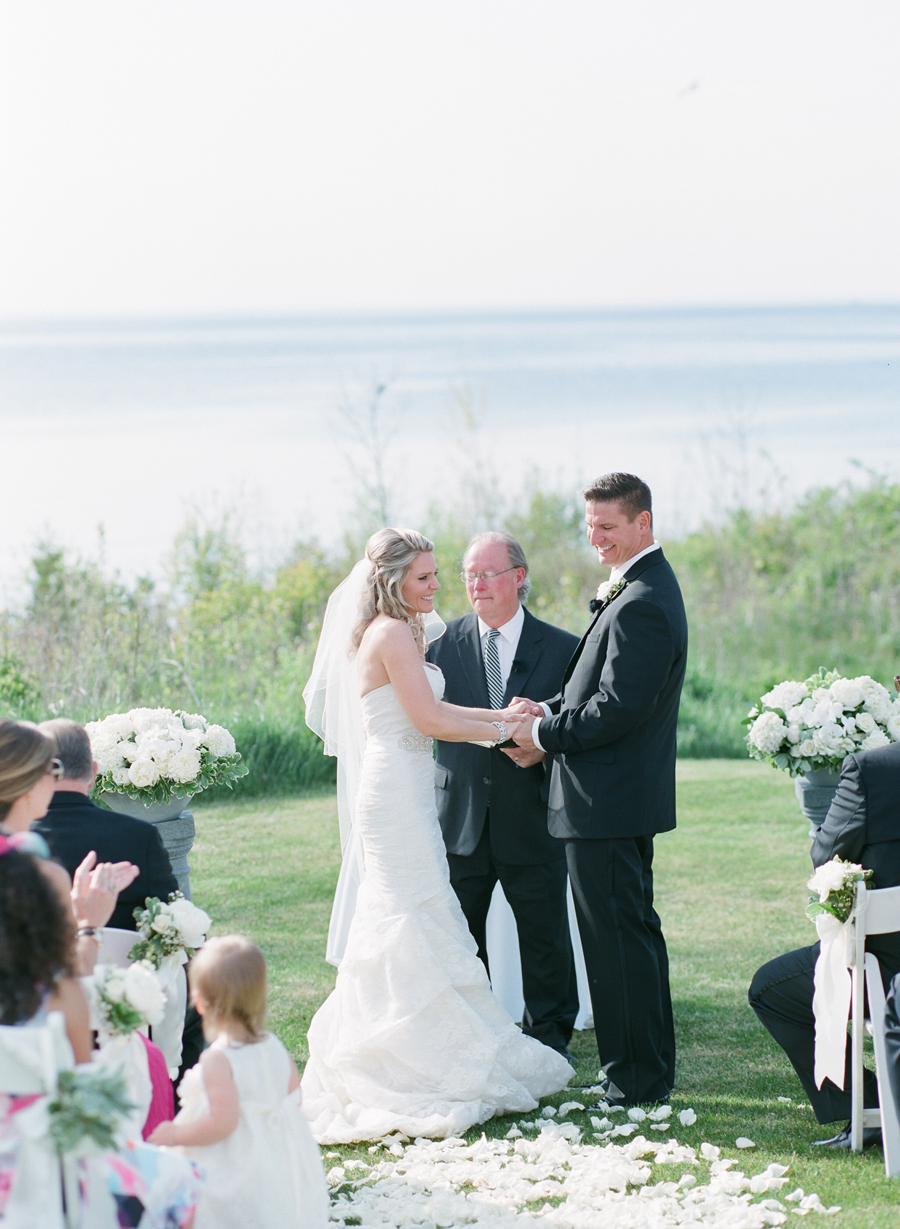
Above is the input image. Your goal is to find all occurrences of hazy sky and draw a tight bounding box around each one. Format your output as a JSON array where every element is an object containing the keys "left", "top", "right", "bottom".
[{"left": 1, "top": 0, "right": 898, "bottom": 318}]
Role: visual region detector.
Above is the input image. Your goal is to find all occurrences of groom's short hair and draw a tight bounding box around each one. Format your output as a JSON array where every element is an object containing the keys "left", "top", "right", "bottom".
[
  {"left": 464, "top": 532, "right": 532, "bottom": 600},
  {"left": 583, "top": 473, "right": 652, "bottom": 525}
]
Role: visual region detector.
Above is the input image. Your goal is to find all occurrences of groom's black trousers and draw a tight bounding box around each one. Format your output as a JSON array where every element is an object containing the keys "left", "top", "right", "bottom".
[
  {"left": 447, "top": 814, "right": 578, "bottom": 1056},
  {"left": 566, "top": 835, "right": 675, "bottom": 1104},
  {"left": 749, "top": 943, "right": 879, "bottom": 1124}
]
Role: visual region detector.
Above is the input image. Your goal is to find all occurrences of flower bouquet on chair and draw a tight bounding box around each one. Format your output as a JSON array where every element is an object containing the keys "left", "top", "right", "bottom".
[
  {"left": 90, "top": 962, "right": 166, "bottom": 1142},
  {"left": 128, "top": 893, "right": 211, "bottom": 1079}
]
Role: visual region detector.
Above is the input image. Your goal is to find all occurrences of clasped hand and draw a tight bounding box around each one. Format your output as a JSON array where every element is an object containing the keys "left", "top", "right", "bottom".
[{"left": 496, "top": 697, "right": 545, "bottom": 767}]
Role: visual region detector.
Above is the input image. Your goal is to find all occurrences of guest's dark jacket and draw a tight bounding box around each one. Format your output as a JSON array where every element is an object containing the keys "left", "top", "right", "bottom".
[
  {"left": 427, "top": 607, "right": 579, "bottom": 865},
  {"left": 538, "top": 548, "right": 688, "bottom": 840},
  {"left": 34, "top": 792, "right": 178, "bottom": 931},
  {"left": 813, "top": 742, "right": 900, "bottom": 976}
]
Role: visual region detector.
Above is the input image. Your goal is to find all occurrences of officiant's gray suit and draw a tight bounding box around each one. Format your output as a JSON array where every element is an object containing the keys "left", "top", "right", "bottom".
[{"left": 428, "top": 607, "right": 580, "bottom": 1056}]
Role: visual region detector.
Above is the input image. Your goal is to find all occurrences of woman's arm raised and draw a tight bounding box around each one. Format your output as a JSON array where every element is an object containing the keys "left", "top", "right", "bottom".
[{"left": 369, "top": 619, "right": 519, "bottom": 743}]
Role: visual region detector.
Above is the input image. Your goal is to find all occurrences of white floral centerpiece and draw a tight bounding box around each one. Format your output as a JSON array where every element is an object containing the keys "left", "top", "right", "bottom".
[
  {"left": 744, "top": 668, "right": 900, "bottom": 777},
  {"left": 86, "top": 707, "right": 248, "bottom": 805}
]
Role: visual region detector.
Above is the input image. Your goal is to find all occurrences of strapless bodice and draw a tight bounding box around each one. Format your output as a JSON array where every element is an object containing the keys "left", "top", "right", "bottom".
[{"left": 360, "top": 663, "right": 445, "bottom": 744}]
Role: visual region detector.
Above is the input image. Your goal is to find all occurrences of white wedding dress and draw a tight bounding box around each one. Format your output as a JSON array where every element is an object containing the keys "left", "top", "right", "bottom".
[{"left": 301, "top": 664, "right": 573, "bottom": 1144}]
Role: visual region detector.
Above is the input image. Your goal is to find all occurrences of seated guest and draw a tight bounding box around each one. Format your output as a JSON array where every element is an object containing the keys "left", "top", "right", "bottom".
[
  {"left": 33, "top": 718, "right": 178, "bottom": 930},
  {"left": 749, "top": 741, "right": 900, "bottom": 1148}
]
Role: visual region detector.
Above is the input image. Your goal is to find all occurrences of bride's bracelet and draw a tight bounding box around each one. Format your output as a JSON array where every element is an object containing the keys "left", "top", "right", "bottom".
[{"left": 490, "top": 720, "right": 508, "bottom": 746}]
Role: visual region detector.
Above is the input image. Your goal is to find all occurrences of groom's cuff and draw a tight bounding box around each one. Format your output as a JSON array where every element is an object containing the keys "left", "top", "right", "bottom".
[
  {"left": 531, "top": 717, "right": 545, "bottom": 752},
  {"left": 539, "top": 702, "right": 551, "bottom": 718}
]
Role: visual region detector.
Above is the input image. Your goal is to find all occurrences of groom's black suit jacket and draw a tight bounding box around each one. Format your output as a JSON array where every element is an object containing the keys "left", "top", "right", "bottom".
[
  {"left": 538, "top": 548, "right": 688, "bottom": 840},
  {"left": 427, "top": 607, "right": 578, "bottom": 865}
]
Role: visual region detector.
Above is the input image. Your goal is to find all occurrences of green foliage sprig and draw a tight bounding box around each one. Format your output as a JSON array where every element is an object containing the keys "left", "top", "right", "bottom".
[{"left": 47, "top": 1068, "right": 133, "bottom": 1154}]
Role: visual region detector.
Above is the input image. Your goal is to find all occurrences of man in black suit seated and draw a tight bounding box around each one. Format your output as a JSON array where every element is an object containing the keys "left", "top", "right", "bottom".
[
  {"left": 750, "top": 741, "right": 900, "bottom": 1148},
  {"left": 34, "top": 718, "right": 178, "bottom": 929},
  {"left": 427, "top": 532, "right": 580, "bottom": 1061}
]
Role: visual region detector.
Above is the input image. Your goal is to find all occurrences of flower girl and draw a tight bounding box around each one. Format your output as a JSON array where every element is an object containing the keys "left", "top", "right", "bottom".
[{"left": 149, "top": 935, "right": 329, "bottom": 1229}]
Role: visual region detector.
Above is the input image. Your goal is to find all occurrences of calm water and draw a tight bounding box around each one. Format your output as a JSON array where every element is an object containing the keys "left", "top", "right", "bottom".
[{"left": 2, "top": 304, "right": 899, "bottom": 595}]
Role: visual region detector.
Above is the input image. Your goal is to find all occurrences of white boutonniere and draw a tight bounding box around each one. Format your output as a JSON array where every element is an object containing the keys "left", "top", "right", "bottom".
[{"left": 596, "top": 578, "right": 626, "bottom": 604}]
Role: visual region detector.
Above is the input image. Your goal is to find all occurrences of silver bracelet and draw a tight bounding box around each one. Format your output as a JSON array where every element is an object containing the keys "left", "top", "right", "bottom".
[{"left": 490, "top": 720, "right": 508, "bottom": 745}]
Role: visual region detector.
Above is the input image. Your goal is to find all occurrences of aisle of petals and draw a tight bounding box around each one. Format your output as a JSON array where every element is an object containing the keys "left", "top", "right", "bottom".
[{"left": 326, "top": 1118, "right": 841, "bottom": 1228}]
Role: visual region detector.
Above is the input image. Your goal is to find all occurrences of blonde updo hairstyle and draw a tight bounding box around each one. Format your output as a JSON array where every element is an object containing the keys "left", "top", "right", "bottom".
[
  {"left": 0, "top": 720, "right": 55, "bottom": 824},
  {"left": 351, "top": 527, "right": 435, "bottom": 656}
]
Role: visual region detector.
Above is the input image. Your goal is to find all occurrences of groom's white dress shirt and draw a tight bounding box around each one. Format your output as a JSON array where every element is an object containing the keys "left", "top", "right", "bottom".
[
  {"left": 530, "top": 542, "right": 661, "bottom": 750},
  {"left": 478, "top": 603, "right": 525, "bottom": 694}
]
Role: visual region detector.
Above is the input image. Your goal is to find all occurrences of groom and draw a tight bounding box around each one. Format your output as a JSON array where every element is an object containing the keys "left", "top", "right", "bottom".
[{"left": 511, "top": 472, "right": 687, "bottom": 1105}]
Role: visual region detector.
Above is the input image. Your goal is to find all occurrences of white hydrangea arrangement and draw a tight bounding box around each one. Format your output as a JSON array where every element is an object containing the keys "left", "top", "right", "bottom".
[
  {"left": 745, "top": 668, "right": 900, "bottom": 776},
  {"left": 128, "top": 892, "right": 211, "bottom": 969},
  {"left": 806, "top": 856, "right": 873, "bottom": 924},
  {"left": 92, "top": 960, "right": 166, "bottom": 1036},
  {"left": 87, "top": 707, "right": 248, "bottom": 804}
]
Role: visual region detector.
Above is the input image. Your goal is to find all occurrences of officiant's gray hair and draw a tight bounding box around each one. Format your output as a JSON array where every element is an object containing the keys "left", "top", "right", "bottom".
[
  {"left": 352, "top": 527, "right": 435, "bottom": 655},
  {"left": 464, "top": 532, "right": 531, "bottom": 600}
]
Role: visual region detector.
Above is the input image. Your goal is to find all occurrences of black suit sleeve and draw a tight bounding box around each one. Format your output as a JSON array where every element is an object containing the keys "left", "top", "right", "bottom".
[
  {"left": 811, "top": 755, "right": 867, "bottom": 868},
  {"left": 537, "top": 599, "right": 675, "bottom": 754}
]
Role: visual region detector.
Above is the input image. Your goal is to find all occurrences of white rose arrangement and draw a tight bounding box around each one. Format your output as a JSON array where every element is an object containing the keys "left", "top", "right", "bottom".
[
  {"left": 806, "top": 856, "right": 873, "bottom": 924},
  {"left": 129, "top": 892, "right": 211, "bottom": 968},
  {"left": 92, "top": 960, "right": 166, "bottom": 1036},
  {"left": 744, "top": 668, "right": 900, "bottom": 777},
  {"left": 86, "top": 707, "right": 248, "bottom": 805}
]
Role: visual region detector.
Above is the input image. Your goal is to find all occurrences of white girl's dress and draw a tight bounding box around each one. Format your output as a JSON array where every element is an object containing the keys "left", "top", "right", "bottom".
[
  {"left": 173, "top": 1032, "right": 329, "bottom": 1229},
  {"left": 301, "top": 665, "right": 572, "bottom": 1143}
]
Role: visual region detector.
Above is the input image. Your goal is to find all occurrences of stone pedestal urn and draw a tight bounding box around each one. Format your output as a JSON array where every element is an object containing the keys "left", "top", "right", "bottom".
[
  {"left": 794, "top": 768, "right": 842, "bottom": 838},
  {"left": 99, "top": 793, "right": 195, "bottom": 900}
]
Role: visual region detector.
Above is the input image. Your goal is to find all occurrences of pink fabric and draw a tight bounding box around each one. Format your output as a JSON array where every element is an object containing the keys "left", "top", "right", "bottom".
[{"left": 139, "top": 1034, "right": 175, "bottom": 1140}]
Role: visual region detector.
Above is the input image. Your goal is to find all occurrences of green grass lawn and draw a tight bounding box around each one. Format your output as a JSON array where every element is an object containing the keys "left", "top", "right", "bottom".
[{"left": 190, "top": 761, "right": 900, "bottom": 1225}]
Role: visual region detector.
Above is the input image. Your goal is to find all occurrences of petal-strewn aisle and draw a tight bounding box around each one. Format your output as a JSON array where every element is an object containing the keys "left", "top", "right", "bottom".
[{"left": 326, "top": 1120, "right": 840, "bottom": 1228}]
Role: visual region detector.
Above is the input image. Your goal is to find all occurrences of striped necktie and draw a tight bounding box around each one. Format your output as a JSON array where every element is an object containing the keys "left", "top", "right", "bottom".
[{"left": 483, "top": 628, "right": 504, "bottom": 709}]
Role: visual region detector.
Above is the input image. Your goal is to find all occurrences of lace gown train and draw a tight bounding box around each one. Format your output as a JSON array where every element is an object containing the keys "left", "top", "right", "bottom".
[{"left": 301, "top": 664, "right": 572, "bottom": 1144}]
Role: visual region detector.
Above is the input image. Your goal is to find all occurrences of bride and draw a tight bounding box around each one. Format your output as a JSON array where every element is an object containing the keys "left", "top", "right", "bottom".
[{"left": 300, "top": 528, "right": 572, "bottom": 1143}]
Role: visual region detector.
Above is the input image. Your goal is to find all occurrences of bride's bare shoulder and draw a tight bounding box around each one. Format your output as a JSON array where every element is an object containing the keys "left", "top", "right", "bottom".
[{"left": 360, "top": 614, "right": 416, "bottom": 651}]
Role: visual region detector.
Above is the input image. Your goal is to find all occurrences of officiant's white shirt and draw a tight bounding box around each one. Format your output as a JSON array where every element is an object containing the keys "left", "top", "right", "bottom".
[
  {"left": 478, "top": 602, "right": 525, "bottom": 692},
  {"left": 530, "top": 541, "right": 661, "bottom": 749}
]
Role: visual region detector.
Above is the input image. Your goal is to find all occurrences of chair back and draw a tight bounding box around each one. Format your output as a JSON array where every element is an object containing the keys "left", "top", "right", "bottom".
[
  {"left": 96, "top": 928, "right": 137, "bottom": 969},
  {"left": 0, "top": 1011, "right": 72, "bottom": 1094},
  {"left": 861, "top": 884, "right": 900, "bottom": 936}
]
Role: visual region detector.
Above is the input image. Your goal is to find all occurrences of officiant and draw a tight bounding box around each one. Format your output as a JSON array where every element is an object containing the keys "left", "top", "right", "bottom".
[{"left": 427, "top": 532, "right": 579, "bottom": 1061}]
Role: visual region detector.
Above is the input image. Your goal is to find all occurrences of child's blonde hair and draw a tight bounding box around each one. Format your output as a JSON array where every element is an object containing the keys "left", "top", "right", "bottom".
[{"left": 189, "top": 935, "right": 267, "bottom": 1041}]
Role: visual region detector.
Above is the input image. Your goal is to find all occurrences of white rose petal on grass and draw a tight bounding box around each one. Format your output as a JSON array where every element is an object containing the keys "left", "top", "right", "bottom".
[
  {"left": 735, "top": 1136, "right": 755, "bottom": 1148},
  {"left": 540, "top": 1105, "right": 557, "bottom": 1118},
  {"left": 627, "top": 1107, "right": 646, "bottom": 1122},
  {"left": 648, "top": 1104, "right": 672, "bottom": 1120},
  {"left": 558, "top": 1101, "right": 584, "bottom": 1115},
  {"left": 678, "top": 1108, "right": 697, "bottom": 1125},
  {"left": 699, "top": 1141, "right": 719, "bottom": 1159},
  {"left": 777, "top": 1096, "right": 792, "bottom": 1103}
]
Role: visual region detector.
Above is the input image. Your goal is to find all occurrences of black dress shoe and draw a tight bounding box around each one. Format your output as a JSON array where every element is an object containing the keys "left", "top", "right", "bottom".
[{"left": 811, "top": 1122, "right": 881, "bottom": 1150}]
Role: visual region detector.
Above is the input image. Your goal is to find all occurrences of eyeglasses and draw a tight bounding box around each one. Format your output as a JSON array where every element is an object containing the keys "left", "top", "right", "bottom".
[
  {"left": 459, "top": 567, "right": 518, "bottom": 583},
  {"left": 48, "top": 758, "right": 64, "bottom": 781}
]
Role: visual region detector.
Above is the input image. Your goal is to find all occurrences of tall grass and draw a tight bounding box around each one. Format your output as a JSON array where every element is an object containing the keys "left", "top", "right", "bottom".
[{"left": 3, "top": 473, "right": 900, "bottom": 794}]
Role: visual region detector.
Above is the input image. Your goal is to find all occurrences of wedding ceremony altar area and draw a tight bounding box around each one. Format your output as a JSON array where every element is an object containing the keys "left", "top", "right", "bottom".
[{"left": 187, "top": 760, "right": 894, "bottom": 1228}]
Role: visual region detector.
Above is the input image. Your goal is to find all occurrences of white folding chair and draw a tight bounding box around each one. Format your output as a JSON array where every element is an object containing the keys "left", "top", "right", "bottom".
[
  {"left": 96, "top": 927, "right": 138, "bottom": 969},
  {"left": 848, "top": 881, "right": 900, "bottom": 1173}
]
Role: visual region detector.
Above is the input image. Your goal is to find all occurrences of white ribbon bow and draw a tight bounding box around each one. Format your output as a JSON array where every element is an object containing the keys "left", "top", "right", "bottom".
[
  {"left": 152, "top": 952, "right": 188, "bottom": 1079},
  {"left": 812, "top": 912, "right": 852, "bottom": 1090}
]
